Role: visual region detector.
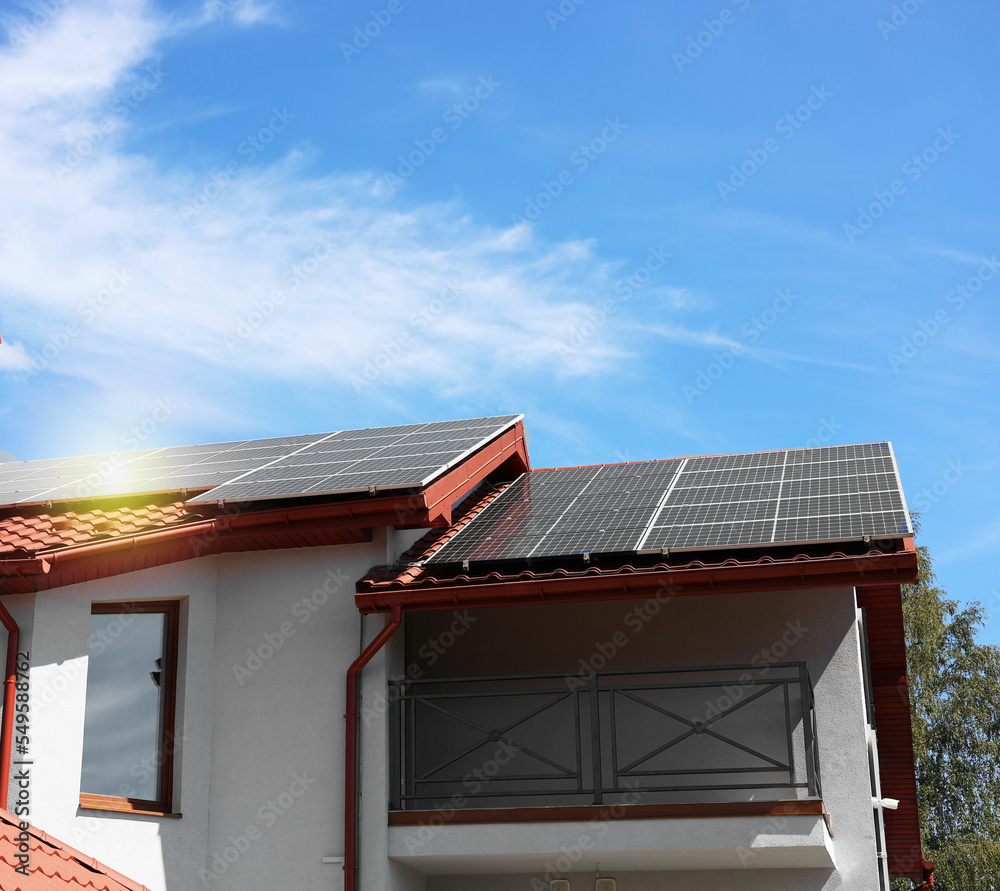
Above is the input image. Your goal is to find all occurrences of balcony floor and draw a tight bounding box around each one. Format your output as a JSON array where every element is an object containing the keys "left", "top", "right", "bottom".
[{"left": 388, "top": 801, "right": 836, "bottom": 875}]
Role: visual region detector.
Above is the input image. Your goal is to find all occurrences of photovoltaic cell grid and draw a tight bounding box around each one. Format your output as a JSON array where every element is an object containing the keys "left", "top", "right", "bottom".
[
  {"left": 0, "top": 416, "right": 521, "bottom": 507},
  {"left": 188, "top": 416, "right": 521, "bottom": 503},
  {"left": 0, "top": 434, "right": 330, "bottom": 506},
  {"left": 427, "top": 442, "right": 912, "bottom": 563}
]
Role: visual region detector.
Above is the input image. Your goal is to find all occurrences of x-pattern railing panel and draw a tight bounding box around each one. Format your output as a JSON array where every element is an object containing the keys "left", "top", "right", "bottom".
[
  {"left": 389, "top": 662, "right": 819, "bottom": 810},
  {"left": 613, "top": 682, "right": 790, "bottom": 775},
  {"left": 414, "top": 690, "right": 578, "bottom": 781}
]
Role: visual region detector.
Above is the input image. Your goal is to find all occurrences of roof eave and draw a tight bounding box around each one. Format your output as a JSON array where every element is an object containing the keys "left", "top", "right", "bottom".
[{"left": 354, "top": 546, "right": 920, "bottom": 613}]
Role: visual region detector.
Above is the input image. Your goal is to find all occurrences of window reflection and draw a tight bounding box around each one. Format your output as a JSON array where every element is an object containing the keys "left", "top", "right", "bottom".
[{"left": 81, "top": 611, "right": 167, "bottom": 801}]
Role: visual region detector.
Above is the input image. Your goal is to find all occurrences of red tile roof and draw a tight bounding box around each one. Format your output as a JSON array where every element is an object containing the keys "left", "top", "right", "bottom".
[
  {"left": 0, "top": 500, "right": 198, "bottom": 556},
  {"left": 0, "top": 809, "right": 150, "bottom": 891}
]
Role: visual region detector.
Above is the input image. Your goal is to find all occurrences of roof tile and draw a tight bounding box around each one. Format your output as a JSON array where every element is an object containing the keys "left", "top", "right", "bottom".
[
  {"left": 0, "top": 500, "right": 197, "bottom": 555},
  {"left": 0, "top": 810, "right": 151, "bottom": 891}
]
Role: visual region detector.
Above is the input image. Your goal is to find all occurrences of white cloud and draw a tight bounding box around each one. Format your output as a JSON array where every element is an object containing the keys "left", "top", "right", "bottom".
[
  {"left": 0, "top": 339, "right": 31, "bottom": 371},
  {"left": 0, "top": 0, "right": 666, "bottom": 430},
  {"left": 194, "top": 0, "right": 281, "bottom": 29},
  {"left": 937, "top": 521, "right": 1000, "bottom": 565}
]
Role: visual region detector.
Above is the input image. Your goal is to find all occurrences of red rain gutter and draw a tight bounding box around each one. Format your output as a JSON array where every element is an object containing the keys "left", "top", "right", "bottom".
[
  {"left": 0, "top": 559, "right": 50, "bottom": 579},
  {"left": 0, "top": 500, "right": 447, "bottom": 592},
  {"left": 356, "top": 548, "right": 920, "bottom": 613},
  {"left": 0, "top": 601, "right": 19, "bottom": 807},
  {"left": 344, "top": 604, "right": 402, "bottom": 891}
]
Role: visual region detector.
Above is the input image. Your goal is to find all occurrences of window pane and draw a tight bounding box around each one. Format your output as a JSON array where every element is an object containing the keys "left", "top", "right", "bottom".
[{"left": 81, "top": 611, "right": 167, "bottom": 800}]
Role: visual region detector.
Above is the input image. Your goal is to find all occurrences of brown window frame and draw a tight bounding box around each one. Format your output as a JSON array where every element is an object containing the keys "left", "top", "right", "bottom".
[{"left": 79, "top": 600, "right": 181, "bottom": 818}]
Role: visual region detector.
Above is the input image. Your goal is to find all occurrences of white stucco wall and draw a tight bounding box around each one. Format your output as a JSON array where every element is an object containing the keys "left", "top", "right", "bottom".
[
  {"left": 25, "top": 556, "right": 219, "bottom": 891},
  {"left": 14, "top": 528, "right": 421, "bottom": 891}
]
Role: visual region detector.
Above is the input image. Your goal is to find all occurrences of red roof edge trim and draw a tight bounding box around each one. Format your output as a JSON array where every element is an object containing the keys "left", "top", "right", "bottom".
[
  {"left": 355, "top": 548, "right": 920, "bottom": 613},
  {"left": 417, "top": 422, "right": 528, "bottom": 526}
]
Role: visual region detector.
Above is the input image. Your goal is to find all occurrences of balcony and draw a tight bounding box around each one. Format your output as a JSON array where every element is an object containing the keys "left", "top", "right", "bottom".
[
  {"left": 386, "top": 663, "right": 834, "bottom": 875},
  {"left": 389, "top": 662, "right": 822, "bottom": 811}
]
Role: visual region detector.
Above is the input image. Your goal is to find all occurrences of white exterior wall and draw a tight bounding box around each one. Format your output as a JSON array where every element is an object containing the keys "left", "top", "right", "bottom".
[
  {"left": 24, "top": 556, "right": 220, "bottom": 891},
  {"left": 14, "top": 527, "right": 424, "bottom": 891},
  {"left": 13, "top": 547, "right": 883, "bottom": 891}
]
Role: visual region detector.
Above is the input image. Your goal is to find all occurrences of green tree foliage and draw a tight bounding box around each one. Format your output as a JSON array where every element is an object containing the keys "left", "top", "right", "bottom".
[{"left": 896, "top": 523, "right": 1000, "bottom": 888}]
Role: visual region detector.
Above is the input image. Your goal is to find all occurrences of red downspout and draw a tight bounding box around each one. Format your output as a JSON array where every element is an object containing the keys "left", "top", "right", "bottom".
[
  {"left": 0, "top": 601, "right": 20, "bottom": 809},
  {"left": 344, "top": 604, "right": 402, "bottom": 891}
]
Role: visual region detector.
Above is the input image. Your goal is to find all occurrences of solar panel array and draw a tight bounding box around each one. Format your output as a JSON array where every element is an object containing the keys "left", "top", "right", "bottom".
[
  {"left": 0, "top": 416, "right": 521, "bottom": 507},
  {"left": 188, "top": 416, "right": 521, "bottom": 504},
  {"left": 427, "top": 442, "right": 911, "bottom": 563}
]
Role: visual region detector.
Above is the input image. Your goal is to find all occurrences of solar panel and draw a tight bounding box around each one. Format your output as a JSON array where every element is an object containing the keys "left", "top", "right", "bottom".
[
  {"left": 188, "top": 415, "right": 522, "bottom": 504},
  {"left": 0, "top": 450, "right": 163, "bottom": 506},
  {"left": 0, "top": 416, "right": 521, "bottom": 507},
  {"left": 427, "top": 442, "right": 912, "bottom": 564}
]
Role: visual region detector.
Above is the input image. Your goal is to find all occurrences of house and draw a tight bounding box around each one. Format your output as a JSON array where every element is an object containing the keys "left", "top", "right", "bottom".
[{"left": 0, "top": 415, "right": 933, "bottom": 891}]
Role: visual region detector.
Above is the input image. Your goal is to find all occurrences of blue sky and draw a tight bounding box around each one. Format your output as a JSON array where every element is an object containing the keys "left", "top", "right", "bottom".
[{"left": 1, "top": 0, "right": 998, "bottom": 641}]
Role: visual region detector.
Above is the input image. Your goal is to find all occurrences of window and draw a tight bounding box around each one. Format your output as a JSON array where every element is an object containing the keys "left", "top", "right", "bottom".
[{"left": 79, "top": 601, "right": 180, "bottom": 815}]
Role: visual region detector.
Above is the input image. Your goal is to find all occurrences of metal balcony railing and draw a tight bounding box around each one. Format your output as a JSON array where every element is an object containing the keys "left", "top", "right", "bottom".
[{"left": 388, "top": 662, "right": 822, "bottom": 811}]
